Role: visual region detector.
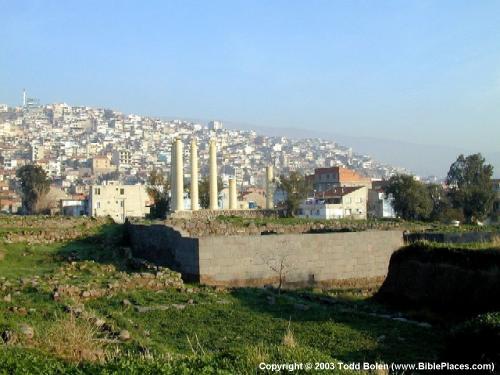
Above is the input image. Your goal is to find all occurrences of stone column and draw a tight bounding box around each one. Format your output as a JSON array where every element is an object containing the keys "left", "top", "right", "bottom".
[
  {"left": 266, "top": 165, "right": 274, "bottom": 209},
  {"left": 229, "top": 178, "right": 237, "bottom": 210},
  {"left": 170, "top": 140, "right": 176, "bottom": 212},
  {"left": 190, "top": 138, "right": 199, "bottom": 211},
  {"left": 175, "top": 138, "right": 184, "bottom": 211},
  {"left": 209, "top": 139, "right": 218, "bottom": 210}
]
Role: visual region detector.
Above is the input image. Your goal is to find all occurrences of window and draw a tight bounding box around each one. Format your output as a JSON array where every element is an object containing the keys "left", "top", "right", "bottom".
[
  {"left": 97, "top": 201, "right": 100, "bottom": 208},
  {"left": 120, "top": 201, "right": 124, "bottom": 207},
  {"left": 95, "top": 188, "right": 100, "bottom": 195},
  {"left": 120, "top": 188, "right": 124, "bottom": 195}
]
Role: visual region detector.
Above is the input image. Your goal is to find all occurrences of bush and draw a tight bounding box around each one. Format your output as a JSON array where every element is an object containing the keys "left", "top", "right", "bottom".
[{"left": 444, "top": 313, "right": 500, "bottom": 366}]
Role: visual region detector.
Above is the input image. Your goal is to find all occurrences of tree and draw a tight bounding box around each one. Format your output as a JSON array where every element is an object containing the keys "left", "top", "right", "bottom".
[
  {"left": 146, "top": 169, "right": 170, "bottom": 219},
  {"left": 446, "top": 153, "right": 495, "bottom": 223},
  {"left": 385, "top": 174, "right": 432, "bottom": 221},
  {"left": 277, "top": 171, "right": 311, "bottom": 217},
  {"left": 198, "top": 176, "right": 223, "bottom": 209},
  {"left": 426, "top": 183, "right": 463, "bottom": 223},
  {"left": 16, "top": 164, "right": 50, "bottom": 214}
]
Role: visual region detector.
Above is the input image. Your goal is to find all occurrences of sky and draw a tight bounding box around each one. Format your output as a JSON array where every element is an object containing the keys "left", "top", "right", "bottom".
[{"left": 1, "top": 1, "right": 499, "bottom": 173}]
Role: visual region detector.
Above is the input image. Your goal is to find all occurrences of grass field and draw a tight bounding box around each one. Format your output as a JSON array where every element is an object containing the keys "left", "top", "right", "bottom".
[{"left": 0, "top": 218, "right": 449, "bottom": 374}]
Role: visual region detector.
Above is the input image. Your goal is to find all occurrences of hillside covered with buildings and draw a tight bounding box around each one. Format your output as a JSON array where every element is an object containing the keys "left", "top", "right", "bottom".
[{"left": 0, "top": 95, "right": 409, "bottom": 218}]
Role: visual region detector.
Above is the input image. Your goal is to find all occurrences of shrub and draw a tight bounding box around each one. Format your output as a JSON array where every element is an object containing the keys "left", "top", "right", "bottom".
[
  {"left": 31, "top": 314, "right": 111, "bottom": 363},
  {"left": 444, "top": 313, "right": 500, "bottom": 366}
]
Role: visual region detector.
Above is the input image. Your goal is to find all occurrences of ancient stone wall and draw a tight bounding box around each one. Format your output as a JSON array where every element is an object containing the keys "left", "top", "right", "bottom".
[
  {"left": 170, "top": 209, "right": 281, "bottom": 220},
  {"left": 126, "top": 221, "right": 404, "bottom": 288},
  {"left": 1, "top": 216, "right": 111, "bottom": 245},
  {"left": 125, "top": 222, "right": 200, "bottom": 281},
  {"left": 166, "top": 218, "right": 405, "bottom": 237}
]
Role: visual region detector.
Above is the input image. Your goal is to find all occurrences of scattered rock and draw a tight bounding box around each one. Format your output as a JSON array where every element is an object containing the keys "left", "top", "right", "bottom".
[
  {"left": 122, "top": 299, "right": 132, "bottom": 306},
  {"left": 17, "top": 307, "right": 27, "bottom": 316},
  {"left": 3, "top": 294, "right": 11, "bottom": 303},
  {"left": 65, "top": 304, "right": 85, "bottom": 316},
  {"left": 377, "top": 335, "right": 386, "bottom": 342},
  {"left": 1, "top": 330, "right": 17, "bottom": 345},
  {"left": 101, "top": 323, "right": 114, "bottom": 333},
  {"left": 94, "top": 318, "right": 106, "bottom": 328},
  {"left": 19, "top": 324, "right": 34, "bottom": 339},
  {"left": 134, "top": 305, "right": 169, "bottom": 313},
  {"left": 187, "top": 299, "right": 194, "bottom": 305},
  {"left": 119, "top": 329, "right": 131, "bottom": 341}
]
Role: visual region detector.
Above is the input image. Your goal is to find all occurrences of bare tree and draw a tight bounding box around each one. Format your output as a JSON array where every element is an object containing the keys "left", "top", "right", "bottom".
[{"left": 261, "top": 247, "right": 295, "bottom": 294}]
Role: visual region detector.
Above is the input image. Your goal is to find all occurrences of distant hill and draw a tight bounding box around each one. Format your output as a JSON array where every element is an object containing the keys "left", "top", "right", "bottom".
[
  {"left": 223, "top": 122, "right": 500, "bottom": 178},
  {"left": 155, "top": 114, "right": 500, "bottom": 178}
]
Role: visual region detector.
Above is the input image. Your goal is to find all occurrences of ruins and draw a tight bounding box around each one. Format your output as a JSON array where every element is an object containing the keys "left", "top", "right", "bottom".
[{"left": 169, "top": 137, "right": 275, "bottom": 213}]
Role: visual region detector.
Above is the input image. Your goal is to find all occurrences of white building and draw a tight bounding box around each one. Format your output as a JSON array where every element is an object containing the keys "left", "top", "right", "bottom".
[
  {"left": 298, "top": 186, "right": 368, "bottom": 220},
  {"left": 89, "top": 182, "right": 150, "bottom": 223},
  {"left": 61, "top": 199, "right": 87, "bottom": 216},
  {"left": 368, "top": 190, "right": 396, "bottom": 218},
  {"left": 208, "top": 120, "right": 223, "bottom": 131}
]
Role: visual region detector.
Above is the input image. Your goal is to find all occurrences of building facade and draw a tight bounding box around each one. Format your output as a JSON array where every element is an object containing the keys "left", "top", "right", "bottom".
[
  {"left": 367, "top": 189, "right": 396, "bottom": 218},
  {"left": 298, "top": 186, "right": 368, "bottom": 220},
  {"left": 89, "top": 182, "right": 150, "bottom": 223},
  {"left": 92, "top": 156, "right": 115, "bottom": 175},
  {"left": 308, "top": 167, "right": 372, "bottom": 192}
]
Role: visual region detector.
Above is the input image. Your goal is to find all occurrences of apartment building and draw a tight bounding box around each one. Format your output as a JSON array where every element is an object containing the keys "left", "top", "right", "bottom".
[
  {"left": 298, "top": 186, "right": 368, "bottom": 220},
  {"left": 307, "top": 167, "right": 372, "bottom": 192},
  {"left": 89, "top": 182, "right": 150, "bottom": 223},
  {"left": 92, "top": 156, "right": 115, "bottom": 175}
]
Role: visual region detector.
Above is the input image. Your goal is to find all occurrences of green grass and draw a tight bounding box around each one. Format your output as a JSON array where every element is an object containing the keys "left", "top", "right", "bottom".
[
  {"left": 215, "top": 215, "right": 399, "bottom": 227},
  {"left": 0, "top": 217, "right": 450, "bottom": 373},
  {"left": 411, "top": 240, "right": 500, "bottom": 250},
  {"left": 214, "top": 215, "right": 500, "bottom": 233}
]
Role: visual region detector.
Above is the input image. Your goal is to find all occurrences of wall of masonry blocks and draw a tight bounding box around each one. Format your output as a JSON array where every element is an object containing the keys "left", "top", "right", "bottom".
[{"left": 126, "top": 220, "right": 404, "bottom": 288}]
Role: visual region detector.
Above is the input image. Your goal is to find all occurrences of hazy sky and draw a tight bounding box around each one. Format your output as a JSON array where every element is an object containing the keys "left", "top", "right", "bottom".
[{"left": 1, "top": 0, "right": 499, "bottom": 154}]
